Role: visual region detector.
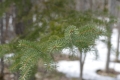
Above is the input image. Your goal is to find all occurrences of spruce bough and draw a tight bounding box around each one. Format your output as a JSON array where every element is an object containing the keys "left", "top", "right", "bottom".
[{"left": 9, "top": 24, "right": 103, "bottom": 80}]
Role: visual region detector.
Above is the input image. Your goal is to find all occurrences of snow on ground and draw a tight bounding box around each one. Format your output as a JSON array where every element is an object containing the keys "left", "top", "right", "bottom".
[{"left": 56, "top": 28, "right": 120, "bottom": 80}]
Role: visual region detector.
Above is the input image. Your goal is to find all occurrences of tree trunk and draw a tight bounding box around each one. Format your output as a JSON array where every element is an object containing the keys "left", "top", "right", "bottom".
[
  {"left": 0, "top": 0, "right": 5, "bottom": 79},
  {"left": 108, "top": 0, "right": 117, "bottom": 16},
  {"left": 5, "top": 12, "right": 9, "bottom": 42},
  {"left": 105, "top": 0, "right": 116, "bottom": 73},
  {"left": 75, "top": 0, "right": 85, "bottom": 12},
  {"left": 79, "top": 49, "right": 86, "bottom": 80},
  {"left": 89, "top": 0, "right": 93, "bottom": 10},
  {"left": 104, "top": 0, "right": 108, "bottom": 11},
  {"left": 105, "top": 32, "right": 111, "bottom": 73},
  {"left": 0, "top": 17, "right": 5, "bottom": 80},
  {"left": 115, "top": 0, "right": 120, "bottom": 62},
  {"left": 15, "top": 22, "right": 24, "bottom": 35},
  {"left": 116, "top": 23, "right": 120, "bottom": 61},
  {"left": 80, "top": 51, "right": 83, "bottom": 80}
]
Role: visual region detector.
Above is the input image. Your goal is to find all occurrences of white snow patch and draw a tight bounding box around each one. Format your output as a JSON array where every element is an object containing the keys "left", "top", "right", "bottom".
[{"left": 4, "top": 53, "right": 14, "bottom": 58}]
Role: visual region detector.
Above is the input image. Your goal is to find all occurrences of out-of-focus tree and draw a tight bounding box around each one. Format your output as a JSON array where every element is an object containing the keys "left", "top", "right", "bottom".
[
  {"left": 115, "top": 0, "right": 120, "bottom": 62},
  {"left": 105, "top": 0, "right": 120, "bottom": 73}
]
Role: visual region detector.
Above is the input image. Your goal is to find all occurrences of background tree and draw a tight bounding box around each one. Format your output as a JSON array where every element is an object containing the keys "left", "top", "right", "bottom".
[
  {"left": 0, "top": 0, "right": 5, "bottom": 79},
  {"left": 115, "top": 0, "right": 120, "bottom": 62},
  {"left": 105, "top": 0, "right": 113, "bottom": 72},
  {"left": 0, "top": 15, "right": 4, "bottom": 80}
]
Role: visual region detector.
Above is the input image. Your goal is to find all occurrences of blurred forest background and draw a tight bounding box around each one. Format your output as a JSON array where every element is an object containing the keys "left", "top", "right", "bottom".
[{"left": 0, "top": 0, "right": 120, "bottom": 80}]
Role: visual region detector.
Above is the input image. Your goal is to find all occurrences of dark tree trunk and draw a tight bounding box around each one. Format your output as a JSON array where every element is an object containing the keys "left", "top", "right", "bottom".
[
  {"left": 0, "top": 0, "right": 5, "bottom": 79},
  {"left": 0, "top": 17, "right": 5, "bottom": 80},
  {"left": 79, "top": 49, "right": 86, "bottom": 80},
  {"left": 80, "top": 51, "right": 83, "bottom": 80},
  {"left": 105, "top": 31, "right": 111, "bottom": 73},
  {"left": 5, "top": 12, "right": 10, "bottom": 41},
  {"left": 104, "top": 0, "right": 108, "bottom": 11},
  {"left": 15, "top": 22, "right": 24, "bottom": 35}
]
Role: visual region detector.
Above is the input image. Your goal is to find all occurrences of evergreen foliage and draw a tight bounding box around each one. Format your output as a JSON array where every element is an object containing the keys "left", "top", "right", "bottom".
[
  {"left": 5, "top": 25, "right": 104, "bottom": 80},
  {"left": 0, "top": 23, "right": 104, "bottom": 80},
  {"left": 0, "top": 0, "right": 109, "bottom": 80}
]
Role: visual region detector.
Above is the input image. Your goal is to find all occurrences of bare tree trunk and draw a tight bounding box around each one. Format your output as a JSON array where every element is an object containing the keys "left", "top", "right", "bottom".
[
  {"left": 75, "top": 0, "right": 85, "bottom": 12},
  {"left": 79, "top": 49, "right": 87, "bottom": 80},
  {"left": 0, "top": 17, "right": 5, "bottom": 80},
  {"left": 104, "top": 0, "right": 108, "bottom": 11},
  {"left": 116, "top": 23, "right": 120, "bottom": 61},
  {"left": 105, "top": 29, "right": 112, "bottom": 73},
  {"left": 5, "top": 12, "right": 9, "bottom": 42},
  {"left": 0, "top": 0, "right": 5, "bottom": 79},
  {"left": 108, "top": 0, "right": 117, "bottom": 16},
  {"left": 15, "top": 22, "right": 24, "bottom": 35},
  {"left": 106, "top": 0, "right": 113, "bottom": 70},
  {"left": 105, "top": 0, "right": 116, "bottom": 73},
  {"left": 90, "top": 0, "right": 93, "bottom": 10},
  {"left": 79, "top": 51, "right": 83, "bottom": 80},
  {"left": 115, "top": 0, "right": 120, "bottom": 62}
]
